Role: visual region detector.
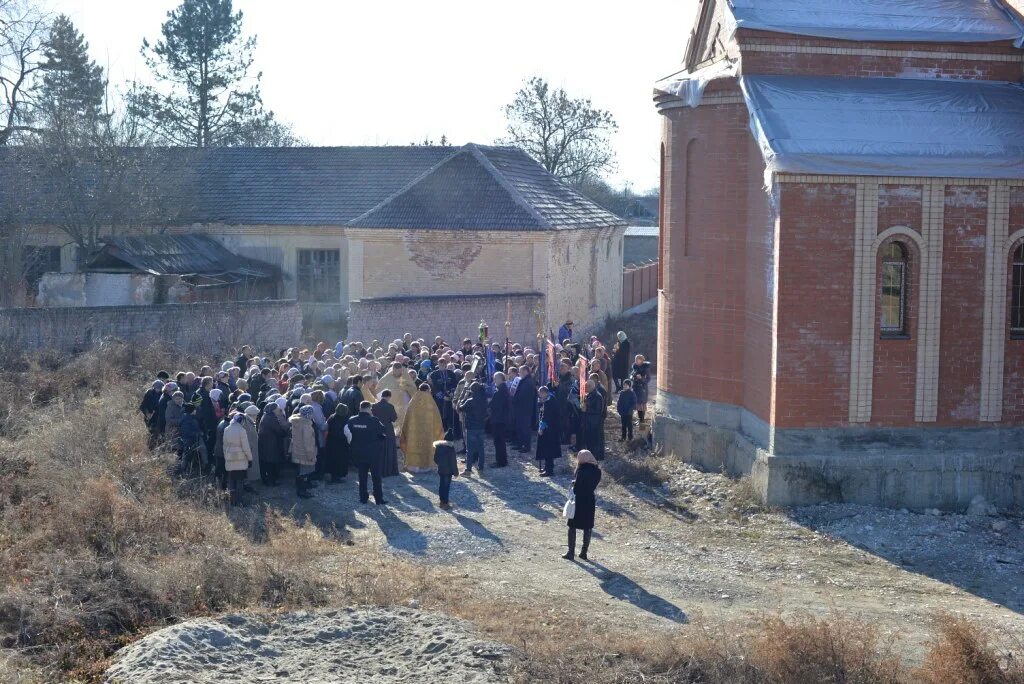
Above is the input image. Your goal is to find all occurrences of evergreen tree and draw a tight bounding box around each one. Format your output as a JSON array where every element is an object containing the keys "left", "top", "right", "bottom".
[
  {"left": 38, "top": 14, "right": 106, "bottom": 137},
  {"left": 131, "top": 0, "right": 289, "bottom": 147}
]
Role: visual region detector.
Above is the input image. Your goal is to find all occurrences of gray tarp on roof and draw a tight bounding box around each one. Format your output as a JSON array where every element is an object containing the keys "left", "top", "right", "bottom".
[
  {"left": 88, "top": 234, "right": 278, "bottom": 279},
  {"left": 740, "top": 75, "right": 1024, "bottom": 179},
  {"left": 726, "top": 0, "right": 1024, "bottom": 45}
]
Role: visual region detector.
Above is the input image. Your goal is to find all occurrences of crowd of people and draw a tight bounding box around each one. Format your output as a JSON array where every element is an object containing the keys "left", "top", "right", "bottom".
[{"left": 138, "top": 321, "right": 651, "bottom": 557}]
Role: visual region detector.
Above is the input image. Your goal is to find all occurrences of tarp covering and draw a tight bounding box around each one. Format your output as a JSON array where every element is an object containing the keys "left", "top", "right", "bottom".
[
  {"left": 654, "top": 60, "right": 737, "bottom": 108},
  {"left": 740, "top": 75, "right": 1024, "bottom": 179},
  {"left": 726, "top": 0, "right": 1024, "bottom": 45}
]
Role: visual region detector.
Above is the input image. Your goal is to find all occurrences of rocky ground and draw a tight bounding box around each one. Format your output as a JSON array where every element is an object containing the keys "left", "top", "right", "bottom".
[{"left": 107, "top": 393, "right": 1024, "bottom": 680}]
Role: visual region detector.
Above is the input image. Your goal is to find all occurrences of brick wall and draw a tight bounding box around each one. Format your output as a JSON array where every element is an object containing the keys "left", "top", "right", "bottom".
[
  {"left": 774, "top": 183, "right": 857, "bottom": 428},
  {"left": 658, "top": 98, "right": 774, "bottom": 422},
  {"left": 736, "top": 33, "right": 1023, "bottom": 81},
  {"left": 622, "top": 261, "right": 658, "bottom": 310},
  {"left": 0, "top": 300, "right": 302, "bottom": 354},
  {"left": 347, "top": 293, "right": 544, "bottom": 348}
]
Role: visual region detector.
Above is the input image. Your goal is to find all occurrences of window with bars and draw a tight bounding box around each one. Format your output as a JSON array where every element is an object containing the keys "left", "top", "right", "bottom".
[
  {"left": 880, "top": 241, "right": 907, "bottom": 336},
  {"left": 296, "top": 249, "right": 340, "bottom": 303},
  {"left": 1012, "top": 244, "right": 1024, "bottom": 335}
]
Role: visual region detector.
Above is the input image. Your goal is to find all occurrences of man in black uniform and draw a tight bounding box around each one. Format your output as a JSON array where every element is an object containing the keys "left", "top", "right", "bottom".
[
  {"left": 488, "top": 372, "right": 511, "bottom": 467},
  {"left": 344, "top": 401, "right": 387, "bottom": 505}
]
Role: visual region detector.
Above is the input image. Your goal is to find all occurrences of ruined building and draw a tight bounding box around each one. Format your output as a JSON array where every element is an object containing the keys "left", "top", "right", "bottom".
[{"left": 653, "top": 0, "right": 1024, "bottom": 508}]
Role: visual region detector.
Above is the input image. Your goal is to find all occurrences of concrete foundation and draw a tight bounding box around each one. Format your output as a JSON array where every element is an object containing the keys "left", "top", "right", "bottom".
[{"left": 655, "top": 390, "right": 1024, "bottom": 511}]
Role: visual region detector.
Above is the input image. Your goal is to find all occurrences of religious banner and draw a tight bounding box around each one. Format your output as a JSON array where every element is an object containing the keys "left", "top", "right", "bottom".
[{"left": 578, "top": 357, "right": 588, "bottom": 403}]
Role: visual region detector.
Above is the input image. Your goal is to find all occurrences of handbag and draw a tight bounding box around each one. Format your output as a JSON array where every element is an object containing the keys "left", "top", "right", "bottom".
[{"left": 562, "top": 493, "right": 576, "bottom": 519}]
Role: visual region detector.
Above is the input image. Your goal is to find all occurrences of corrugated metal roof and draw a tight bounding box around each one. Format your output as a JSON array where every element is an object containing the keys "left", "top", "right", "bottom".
[{"left": 88, "top": 234, "right": 279, "bottom": 279}]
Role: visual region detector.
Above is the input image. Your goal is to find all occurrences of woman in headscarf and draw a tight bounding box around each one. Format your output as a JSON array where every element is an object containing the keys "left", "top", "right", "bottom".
[
  {"left": 611, "top": 331, "right": 631, "bottom": 394},
  {"left": 324, "top": 403, "right": 351, "bottom": 483},
  {"left": 164, "top": 390, "right": 186, "bottom": 455},
  {"left": 535, "top": 385, "right": 562, "bottom": 477},
  {"left": 242, "top": 404, "right": 261, "bottom": 483},
  {"left": 563, "top": 449, "right": 602, "bottom": 561},
  {"left": 140, "top": 380, "right": 164, "bottom": 448},
  {"left": 399, "top": 384, "right": 445, "bottom": 472},
  {"left": 257, "top": 403, "right": 287, "bottom": 486},
  {"left": 631, "top": 354, "right": 651, "bottom": 424},
  {"left": 289, "top": 404, "right": 318, "bottom": 499}
]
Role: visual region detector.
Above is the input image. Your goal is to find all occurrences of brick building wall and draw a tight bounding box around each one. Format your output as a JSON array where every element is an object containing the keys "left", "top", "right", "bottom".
[
  {"left": 0, "top": 300, "right": 302, "bottom": 354},
  {"left": 347, "top": 293, "right": 544, "bottom": 348}
]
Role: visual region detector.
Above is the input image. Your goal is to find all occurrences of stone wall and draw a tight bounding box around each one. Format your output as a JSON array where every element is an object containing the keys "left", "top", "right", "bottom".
[
  {"left": 347, "top": 293, "right": 544, "bottom": 347},
  {"left": 0, "top": 300, "right": 302, "bottom": 354}
]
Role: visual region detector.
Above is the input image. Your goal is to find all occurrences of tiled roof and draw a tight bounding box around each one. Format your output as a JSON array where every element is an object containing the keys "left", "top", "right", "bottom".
[
  {"left": 348, "top": 144, "right": 625, "bottom": 231},
  {"left": 1, "top": 144, "right": 623, "bottom": 231}
]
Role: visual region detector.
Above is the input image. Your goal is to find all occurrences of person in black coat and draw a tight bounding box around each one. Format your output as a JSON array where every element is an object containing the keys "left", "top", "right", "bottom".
[
  {"left": 582, "top": 380, "right": 606, "bottom": 460},
  {"left": 488, "top": 372, "right": 511, "bottom": 467},
  {"left": 139, "top": 380, "right": 163, "bottom": 448},
  {"left": 631, "top": 356, "right": 652, "bottom": 424},
  {"left": 512, "top": 365, "right": 536, "bottom": 453},
  {"left": 344, "top": 401, "right": 387, "bottom": 505},
  {"left": 341, "top": 376, "right": 364, "bottom": 418},
  {"left": 564, "top": 449, "right": 602, "bottom": 561},
  {"left": 257, "top": 404, "right": 288, "bottom": 486},
  {"left": 324, "top": 403, "right": 351, "bottom": 482},
  {"left": 372, "top": 391, "right": 400, "bottom": 477},
  {"left": 196, "top": 378, "right": 218, "bottom": 463},
  {"left": 611, "top": 332, "right": 632, "bottom": 393},
  {"left": 535, "top": 386, "right": 562, "bottom": 477}
]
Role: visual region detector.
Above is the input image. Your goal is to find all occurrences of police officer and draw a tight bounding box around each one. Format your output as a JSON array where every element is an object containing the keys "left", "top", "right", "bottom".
[{"left": 344, "top": 401, "right": 387, "bottom": 505}]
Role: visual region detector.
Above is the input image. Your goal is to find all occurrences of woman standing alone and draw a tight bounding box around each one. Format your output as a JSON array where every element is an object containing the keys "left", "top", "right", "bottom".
[{"left": 563, "top": 450, "right": 602, "bottom": 561}]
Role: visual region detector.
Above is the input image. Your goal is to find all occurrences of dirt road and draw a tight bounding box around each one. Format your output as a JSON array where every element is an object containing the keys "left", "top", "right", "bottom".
[{"left": 259, "top": 406, "right": 1024, "bottom": 659}]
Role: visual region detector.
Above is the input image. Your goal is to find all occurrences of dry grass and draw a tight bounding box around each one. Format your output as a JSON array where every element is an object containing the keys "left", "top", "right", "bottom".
[
  {"left": 916, "top": 614, "right": 1024, "bottom": 684},
  {"left": 2, "top": 343, "right": 1022, "bottom": 683}
]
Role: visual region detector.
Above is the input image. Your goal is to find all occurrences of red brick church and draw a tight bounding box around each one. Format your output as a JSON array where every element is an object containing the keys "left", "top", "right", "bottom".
[{"left": 653, "top": 0, "right": 1024, "bottom": 509}]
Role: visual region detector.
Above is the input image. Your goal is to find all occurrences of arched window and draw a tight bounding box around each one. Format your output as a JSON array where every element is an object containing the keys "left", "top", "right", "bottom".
[
  {"left": 1012, "top": 243, "right": 1024, "bottom": 334},
  {"left": 880, "top": 241, "right": 908, "bottom": 336}
]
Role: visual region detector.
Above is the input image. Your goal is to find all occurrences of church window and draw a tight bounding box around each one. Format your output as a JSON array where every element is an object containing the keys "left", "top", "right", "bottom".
[
  {"left": 1011, "top": 243, "right": 1024, "bottom": 334},
  {"left": 880, "top": 242, "right": 908, "bottom": 336}
]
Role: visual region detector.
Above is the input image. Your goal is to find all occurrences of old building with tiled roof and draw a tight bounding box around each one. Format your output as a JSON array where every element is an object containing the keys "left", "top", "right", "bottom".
[
  {"left": 9, "top": 144, "right": 626, "bottom": 341},
  {"left": 653, "top": 0, "right": 1024, "bottom": 509}
]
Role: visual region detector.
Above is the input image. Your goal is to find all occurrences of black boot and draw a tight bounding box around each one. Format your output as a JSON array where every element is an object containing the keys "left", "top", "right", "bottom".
[
  {"left": 638, "top": 410, "right": 645, "bottom": 424},
  {"left": 562, "top": 528, "right": 576, "bottom": 560},
  {"left": 579, "top": 529, "right": 592, "bottom": 561},
  {"left": 296, "top": 475, "right": 313, "bottom": 499}
]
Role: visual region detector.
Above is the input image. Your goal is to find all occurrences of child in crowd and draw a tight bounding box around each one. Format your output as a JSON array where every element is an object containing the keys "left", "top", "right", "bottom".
[
  {"left": 616, "top": 379, "right": 637, "bottom": 442},
  {"left": 432, "top": 435, "right": 460, "bottom": 510}
]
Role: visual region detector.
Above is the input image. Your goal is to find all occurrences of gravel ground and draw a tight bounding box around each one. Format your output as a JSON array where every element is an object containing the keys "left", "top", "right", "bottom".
[
  {"left": 105, "top": 608, "right": 511, "bottom": 683},
  {"left": 250, "top": 392, "right": 1024, "bottom": 659}
]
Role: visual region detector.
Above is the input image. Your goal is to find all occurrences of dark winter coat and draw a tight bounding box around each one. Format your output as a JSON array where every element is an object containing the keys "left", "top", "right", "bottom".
[
  {"left": 346, "top": 412, "right": 386, "bottom": 467},
  {"left": 372, "top": 399, "right": 398, "bottom": 438},
  {"left": 616, "top": 389, "right": 637, "bottom": 418},
  {"left": 611, "top": 339, "right": 632, "bottom": 380},
  {"left": 325, "top": 409, "right": 351, "bottom": 474},
  {"left": 582, "top": 390, "right": 605, "bottom": 459},
  {"left": 180, "top": 413, "right": 203, "bottom": 450},
  {"left": 458, "top": 384, "right": 488, "bottom": 431},
  {"left": 631, "top": 362, "right": 651, "bottom": 404},
  {"left": 341, "top": 386, "right": 363, "bottom": 417},
  {"left": 156, "top": 394, "right": 171, "bottom": 434},
  {"left": 139, "top": 388, "right": 161, "bottom": 428},
  {"left": 196, "top": 389, "right": 217, "bottom": 432},
  {"left": 433, "top": 441, "right": 459, "bottom": 476},
  {"left": 488, "top": 383, "right": 511, "bottom": 426},
  {"left": 568, "top": 462, "right": 602, "bottom": 530},
  {"left": 535, "top": 397, "right": 562, "bottom": 462},
  {"left": 257, "top": 410, "right": 288, "bottom": 465}
]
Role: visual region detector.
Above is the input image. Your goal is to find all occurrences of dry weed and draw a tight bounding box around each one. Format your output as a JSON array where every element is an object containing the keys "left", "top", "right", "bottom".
[{"left": 916, "top": 614, "right": 1024, "bottom": 684}]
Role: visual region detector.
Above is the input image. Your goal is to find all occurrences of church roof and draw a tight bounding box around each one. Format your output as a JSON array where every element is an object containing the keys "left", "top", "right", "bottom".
[
  {"left": 725, "top": 0, "right": 1024, "bottom": 44},
  {"left": 741, "top": 75, "right": 1024, "bottom": 179},
  {"left": 347, "top": 144, "right": 625, "bottom": 231}
]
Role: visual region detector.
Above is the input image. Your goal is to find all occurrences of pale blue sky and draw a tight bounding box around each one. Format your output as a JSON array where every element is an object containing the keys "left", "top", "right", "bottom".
[{"left": 48, "top": 0, "right": 697, "bottom": 191}]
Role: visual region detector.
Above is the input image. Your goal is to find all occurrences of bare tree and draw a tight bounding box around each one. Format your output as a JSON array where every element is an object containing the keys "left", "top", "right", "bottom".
[
  {"left": 501, "top": 76, "right": 617, "bottom": 184},
  {"left": 0, "top": 0, "right": 47, "bottom": 145}
]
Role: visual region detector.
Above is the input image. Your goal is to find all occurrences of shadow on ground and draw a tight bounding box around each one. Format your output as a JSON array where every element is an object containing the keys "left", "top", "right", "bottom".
[{"left": 574, "top": 560, "right": 688, "bottom": 624}]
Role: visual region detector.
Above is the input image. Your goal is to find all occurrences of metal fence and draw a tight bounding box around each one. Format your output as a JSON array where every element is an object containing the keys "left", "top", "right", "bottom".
[{"left": 622, "top": 260, "right": 658, "bottom": 311}]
